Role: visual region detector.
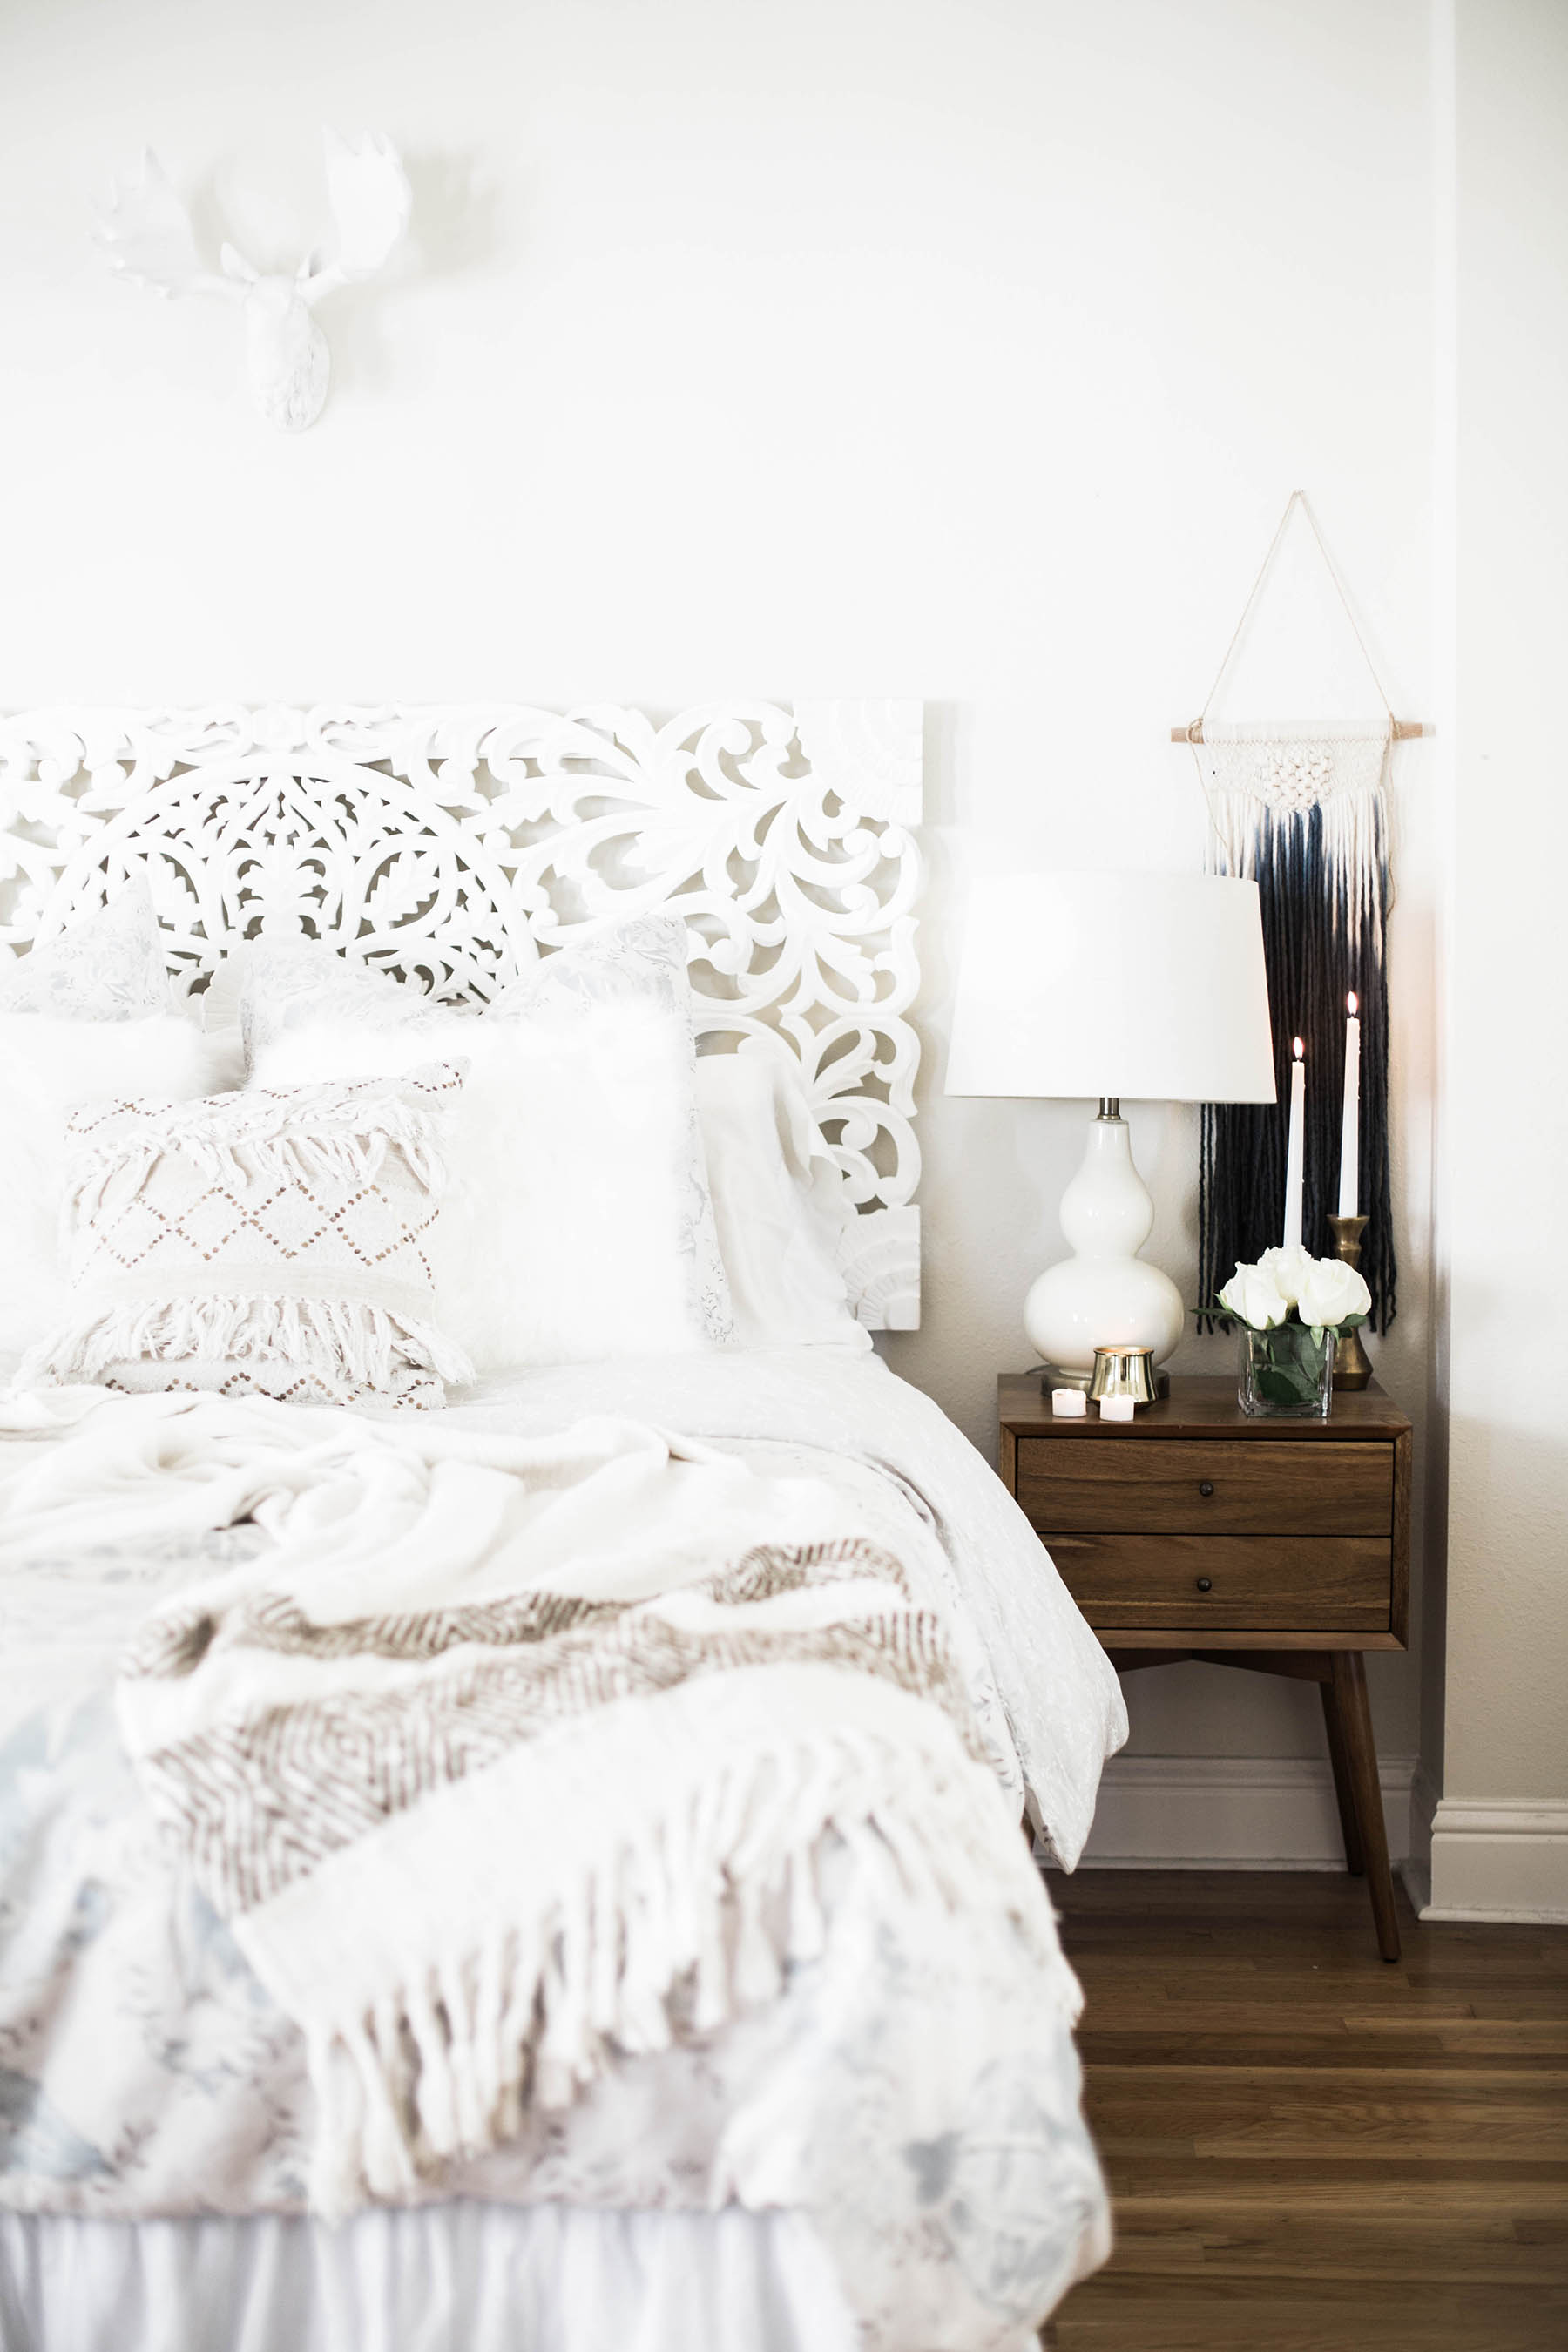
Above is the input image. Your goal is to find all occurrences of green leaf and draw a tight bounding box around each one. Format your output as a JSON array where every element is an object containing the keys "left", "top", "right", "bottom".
[{"left": 1256, "top": 1367, "right": 1308, "bottom": 1406}]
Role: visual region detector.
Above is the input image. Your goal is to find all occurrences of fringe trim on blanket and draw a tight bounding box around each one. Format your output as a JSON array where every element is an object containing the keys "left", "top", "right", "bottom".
[
  {"left": 285, "top": 1726, "right": 1074, "bottom": 2219},
  {"left": 19, "top": 1291, "right": 475, "bottom": 1403}
]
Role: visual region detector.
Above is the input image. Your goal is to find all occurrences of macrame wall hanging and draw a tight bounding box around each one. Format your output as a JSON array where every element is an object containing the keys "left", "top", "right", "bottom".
[{"left": 1179, "top": 492, "right": 1428, "bottom": 1336}]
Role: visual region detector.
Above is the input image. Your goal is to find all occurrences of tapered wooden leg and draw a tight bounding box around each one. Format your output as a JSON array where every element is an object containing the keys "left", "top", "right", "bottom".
[
  {"left": 1320, "top": 1677, "right": 1365, "bottom": 1876},
  {"left": 1330, "top": 1650, "right": 1401, "bottom": 1962}
]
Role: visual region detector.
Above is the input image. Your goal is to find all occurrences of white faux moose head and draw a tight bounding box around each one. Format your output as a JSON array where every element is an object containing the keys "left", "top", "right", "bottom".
[{"left": 93, "top": 131, "right": 411, "bottom": 432}]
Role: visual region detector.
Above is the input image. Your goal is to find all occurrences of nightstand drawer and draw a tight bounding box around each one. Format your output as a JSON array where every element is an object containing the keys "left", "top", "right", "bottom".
[
  {"left": 1037, "top": 1531, "right": 1392, "bottom": 1629},
  {"left": 1016, "top": 1438, "right": 1392, "bottom": 1536}
]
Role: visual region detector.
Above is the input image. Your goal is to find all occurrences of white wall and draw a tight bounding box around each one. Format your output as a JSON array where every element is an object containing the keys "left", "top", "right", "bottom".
[
  {"left": 1418, "top": 0, "right": 1568, "bottom": 1922},
  {"left": 0, "top": 1, "right": 1440, "bottom": 1812}
]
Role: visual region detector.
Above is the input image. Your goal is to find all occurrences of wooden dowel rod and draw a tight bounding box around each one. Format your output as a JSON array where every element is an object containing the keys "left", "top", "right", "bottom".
[{"left": 1171, "top": 720, "right": 1432, "bottom": 744}]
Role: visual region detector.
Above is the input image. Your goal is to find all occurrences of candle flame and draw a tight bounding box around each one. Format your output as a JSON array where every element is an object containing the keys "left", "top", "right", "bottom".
[
  {"left": 1293, "top": 1037, "right": 1303, "bottom": 1059},
  {"left": 1347, "top": 990, "right": 1359, "bottom": 1016}
]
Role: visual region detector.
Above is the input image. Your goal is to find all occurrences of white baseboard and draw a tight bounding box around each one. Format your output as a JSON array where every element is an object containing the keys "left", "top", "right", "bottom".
[
  {"left": 1071, "top": 1751, "right": 1568, "bottom": 1919},
  {"left": 1399, "top": 1758, "right": 1440, "bottom": 1915},
  {"left": 1419, "top": 1789, "right": 1568, "bottom": 1924},
  {"left": 1077, "top": 1751, "right": 1416, "bottom": 1869}
]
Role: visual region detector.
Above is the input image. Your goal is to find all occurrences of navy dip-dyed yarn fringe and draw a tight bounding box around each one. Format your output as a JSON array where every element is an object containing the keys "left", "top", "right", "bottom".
[{"left": 1199, "top": 794, "right": 1396, "bottom": 1335}]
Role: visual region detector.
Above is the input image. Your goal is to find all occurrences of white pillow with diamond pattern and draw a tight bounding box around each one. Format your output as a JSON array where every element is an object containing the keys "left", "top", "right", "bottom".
[
  {"left": 0, "top": 885, "right": 231, "bottom": 1361},
  {"left": 241, "top": 916, "right": 735, "bottom": 1371},
  {"left": 22, "top": 1066, "right": 473, "bottom": 1409}
]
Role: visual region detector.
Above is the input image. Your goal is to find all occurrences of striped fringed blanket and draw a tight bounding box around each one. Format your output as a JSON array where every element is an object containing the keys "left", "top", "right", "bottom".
[{"left": 23, "top": 1395, "right": 1055, "bottom": 2215}]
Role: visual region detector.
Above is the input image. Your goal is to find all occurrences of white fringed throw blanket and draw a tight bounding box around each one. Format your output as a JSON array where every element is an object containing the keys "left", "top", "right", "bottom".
[{"left": 0, "top": 1390, "right": 1045, "bottom": 2218}]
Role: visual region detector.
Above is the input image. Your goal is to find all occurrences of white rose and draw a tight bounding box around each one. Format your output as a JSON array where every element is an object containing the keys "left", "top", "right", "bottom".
[
  {"left": 1295, "top": 1256, "right": 1371, "bottom": 1330},
  {"left": 1219, "top": 1263, "right": 1291, "bottom": 1330},
  {"left": 1258, "top": 1244, "right": 1315, "bottom": 1308}
]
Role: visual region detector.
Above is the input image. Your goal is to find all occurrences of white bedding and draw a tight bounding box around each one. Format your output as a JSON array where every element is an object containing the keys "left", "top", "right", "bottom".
[
  {"left": 0, "top": 1349, "right": 1125, "bottom": 2349},
  {"left": 0, "top": 2206, "right": 862, "bottom": 2352}
]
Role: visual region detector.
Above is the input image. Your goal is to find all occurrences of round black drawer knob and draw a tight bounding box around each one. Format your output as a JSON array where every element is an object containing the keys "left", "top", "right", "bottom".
[
  {"left": 1199, "top": 1481, "right": 1215, "bottom": 1497},
  {"left": 1195, "top": 1576, "right": 1213, "bottom": 1592}
]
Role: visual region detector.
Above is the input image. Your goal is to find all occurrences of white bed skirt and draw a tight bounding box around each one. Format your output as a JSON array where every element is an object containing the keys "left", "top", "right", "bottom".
[{"left": 0, "top": 2202, "right": 861, "bottom": 2352}]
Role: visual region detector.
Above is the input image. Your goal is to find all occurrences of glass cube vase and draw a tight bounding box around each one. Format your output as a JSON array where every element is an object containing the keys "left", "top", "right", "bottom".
[{"left": 1238, "top": 1322, "right": 1334, "bottom": 1419}]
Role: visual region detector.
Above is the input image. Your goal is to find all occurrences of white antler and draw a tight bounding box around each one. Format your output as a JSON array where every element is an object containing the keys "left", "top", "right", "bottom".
[
  {"left": 91, "top": 152, "right": 237, "bottom": 301},
  {"left": 301, "top": 130, "right": 411, "bottom": 304}
]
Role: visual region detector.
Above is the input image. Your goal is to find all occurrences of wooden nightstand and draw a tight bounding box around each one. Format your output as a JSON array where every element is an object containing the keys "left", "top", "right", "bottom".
[{"left": 999, "top": 1373, "right": 1412, "bottom": 1960}]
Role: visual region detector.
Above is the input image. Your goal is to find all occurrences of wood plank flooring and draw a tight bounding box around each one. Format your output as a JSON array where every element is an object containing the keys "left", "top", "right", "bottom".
[{"left": 1044, "top": 1870, "right": 1568, "bottom": 2351}]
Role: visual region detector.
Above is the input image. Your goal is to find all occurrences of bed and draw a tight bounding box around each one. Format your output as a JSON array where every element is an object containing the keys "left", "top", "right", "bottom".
[{"left": 0, "top": 702, "right": 1126, "bottom": 2352}]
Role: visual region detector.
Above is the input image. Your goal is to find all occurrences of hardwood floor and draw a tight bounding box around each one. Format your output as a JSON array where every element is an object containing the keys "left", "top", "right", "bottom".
[{"left": 1045, "top": 1870, "right": 1568, "bottom": 2351}]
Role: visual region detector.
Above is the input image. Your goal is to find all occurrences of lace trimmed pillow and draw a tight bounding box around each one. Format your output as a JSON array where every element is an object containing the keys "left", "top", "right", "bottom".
[{"left": 20, "top": 1065, "right": 474, "bottom": 1409}]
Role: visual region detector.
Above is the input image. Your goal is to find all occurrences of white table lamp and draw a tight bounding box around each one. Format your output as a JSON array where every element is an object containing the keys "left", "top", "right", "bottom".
[{"left": 946, "top": 870, "right": 1276, "bottom": 1382}]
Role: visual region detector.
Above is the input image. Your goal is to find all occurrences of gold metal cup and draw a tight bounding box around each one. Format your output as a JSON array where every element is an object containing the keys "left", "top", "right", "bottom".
[
  {"left": 1327, "top": 1214, "right": 1373, "bottom": 1391},
  {"left": 1087, "top": 1343, "right": 1159, "bottom": 1409}
]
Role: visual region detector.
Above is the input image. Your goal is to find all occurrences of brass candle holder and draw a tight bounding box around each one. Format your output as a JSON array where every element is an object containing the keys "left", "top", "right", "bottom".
[
  {"left": 1088, "top": 1343, "right": 1160, "bottom": 1409},
  {"left": 1327, "top": 1213, "right": 1373, "bottom": 1390}
]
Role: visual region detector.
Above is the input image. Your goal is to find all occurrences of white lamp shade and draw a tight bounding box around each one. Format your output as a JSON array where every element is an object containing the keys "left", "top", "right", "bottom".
[{"left": 945, "top": 870, "right": 1276, "bottom": 1103}]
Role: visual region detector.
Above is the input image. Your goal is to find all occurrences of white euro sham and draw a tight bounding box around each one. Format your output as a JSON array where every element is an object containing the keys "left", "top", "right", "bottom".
[
  {"left": 694, "top": 1052, "right": 868, "bottom": 1350},
  {"left": 0, "top": 875, "right": 172, "bottom": 1023}
]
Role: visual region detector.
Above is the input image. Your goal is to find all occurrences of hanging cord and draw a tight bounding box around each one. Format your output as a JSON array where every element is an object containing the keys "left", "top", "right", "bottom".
[{"left": 1189, "top": 489, "right": 1398, "bottom": 739}]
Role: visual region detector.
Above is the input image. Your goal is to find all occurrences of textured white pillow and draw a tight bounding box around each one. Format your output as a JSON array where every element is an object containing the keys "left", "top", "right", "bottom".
[
  {"left": 694, "top": 1053, "right": 870, "bottom": 1351},
  {"left": 0, "top": 882, "right": 232, "bottom": 1359},
  {"left": 0, "top": 876, "right": 172, "bottom": 1021},
  {"left": 23, "top": 1066, "right": 472, "bottom": 1409},
  {"left": 0, "top": 1016, "right": 230, "bottom": 1360},
  {"left": 242, "top": 918, "right": 735, "bottom": 1371}
]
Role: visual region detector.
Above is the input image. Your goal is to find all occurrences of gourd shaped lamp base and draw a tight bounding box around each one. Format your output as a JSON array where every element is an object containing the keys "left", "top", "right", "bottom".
[{"left": 1024, "top": 1105, "right": 1185, "bottom": 1384}]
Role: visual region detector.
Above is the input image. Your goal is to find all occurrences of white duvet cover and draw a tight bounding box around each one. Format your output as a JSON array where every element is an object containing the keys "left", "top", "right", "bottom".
[{"left": 0, "top": 1349, "right": 1125, "bottom": 2350}]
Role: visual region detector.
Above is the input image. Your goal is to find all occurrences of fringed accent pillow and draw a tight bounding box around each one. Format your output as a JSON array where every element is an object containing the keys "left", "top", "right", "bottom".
[
  {"left": 0, "top": 882, "right": 233, "bottom": 1362},
  {"left": 21, "top": 1065, "right": 475, "bottom": 1409}
]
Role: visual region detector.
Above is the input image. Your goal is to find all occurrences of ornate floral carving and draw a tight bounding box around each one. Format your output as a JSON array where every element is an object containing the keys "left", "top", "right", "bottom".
[{"left": 0, "top": 701, "right": 923, "bottom": 1328}]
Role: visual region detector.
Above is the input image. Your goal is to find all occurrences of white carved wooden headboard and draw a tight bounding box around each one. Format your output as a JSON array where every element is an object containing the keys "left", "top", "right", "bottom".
[{"left": 0, "top": 700, "right": 922, "bottom": 1328}]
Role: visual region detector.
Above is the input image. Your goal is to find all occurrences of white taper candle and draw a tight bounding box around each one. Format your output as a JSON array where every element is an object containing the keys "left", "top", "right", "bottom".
[
  {"left": 1283, "top": 1037, "right": 1305, "bottom": 1249},
  {"left": 1337, "top": 991, "right": 1361, "bottom": 1217}
]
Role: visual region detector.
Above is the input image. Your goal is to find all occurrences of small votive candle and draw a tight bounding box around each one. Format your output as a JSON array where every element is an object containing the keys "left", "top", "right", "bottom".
[
  {"left": 1050, "top": 1388, "right": 1086, "bottom": 1417},
  {"left": 1098, "top": 1395, "right": 1135, "bottom": 1422}
]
